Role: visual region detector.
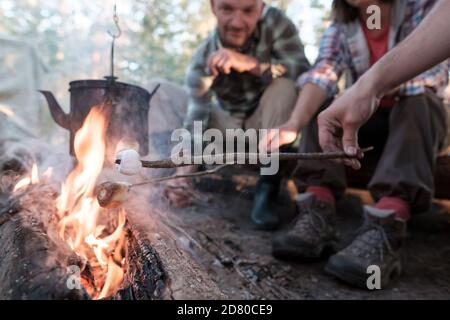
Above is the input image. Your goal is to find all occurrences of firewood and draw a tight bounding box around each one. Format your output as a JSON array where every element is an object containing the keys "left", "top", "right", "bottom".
[
  {"left": 0, "top": 188, "right": 91, "bottom": 299},
  {"left": 0, "top": 186, "right": 224, "bottom": 300}
]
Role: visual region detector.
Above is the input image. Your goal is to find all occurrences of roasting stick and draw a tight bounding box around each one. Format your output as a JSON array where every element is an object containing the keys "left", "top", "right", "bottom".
[
  {"left": 97, "top": 164, "right": 231, "bottom": 208},
  {"left": 98, "top": 147, "right": 373, "bottom": 209},
  {"left": 132, "top": 163, "right": 231, "bottom": 187},
  {"left": 115, "top": 147, "right": 374, "bottom": 169}
]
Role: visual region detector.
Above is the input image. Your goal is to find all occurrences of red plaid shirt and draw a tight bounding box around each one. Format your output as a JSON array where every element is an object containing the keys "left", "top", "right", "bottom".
[{"left": 299, "top": 0, "right": 449, "bottom": 98}]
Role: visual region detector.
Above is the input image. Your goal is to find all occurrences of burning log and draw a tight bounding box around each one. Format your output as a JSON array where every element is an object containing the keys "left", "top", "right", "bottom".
[
  {"left": 0, "top": 88, "right": 225, "bottom": 300},
  {"left": 0, "top": 167, "right": 224, "bottom": 299},
  {"left": 114, "top": 227, "right": 168, "bottom": 300},
  {"left": 0, "top": 187, "right": 90, "bottom": 299},
  {"left": 119, "top": 192, "right": 226, "bottom": 299}
]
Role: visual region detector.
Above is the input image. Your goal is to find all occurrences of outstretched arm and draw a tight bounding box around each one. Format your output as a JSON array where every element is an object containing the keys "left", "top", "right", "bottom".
[
  {"left": 318, "top": 1, "right": 450, "bottom": 169},
  {"left": 369, "top": 1, "right": 450, "bottom": 97}
]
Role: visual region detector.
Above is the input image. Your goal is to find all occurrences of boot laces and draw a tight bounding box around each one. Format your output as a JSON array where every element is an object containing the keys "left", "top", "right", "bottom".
[
  {"left": 293, "top": 206, "right": 327, "bottom": 236},
  {"left": 354, "top": 221, "right": 394, "bottom": 262}
]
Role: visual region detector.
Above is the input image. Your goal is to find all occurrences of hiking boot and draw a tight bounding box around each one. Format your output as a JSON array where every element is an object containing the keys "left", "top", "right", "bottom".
[
  {"left": 325, "top": 206, "right": 406, "bottom": 289},
  {"left": 272, "top": 192, "right": 339, "bottom": 260},
  {"left": 251, "top": 173, "right": 282, "bottom": 231}
]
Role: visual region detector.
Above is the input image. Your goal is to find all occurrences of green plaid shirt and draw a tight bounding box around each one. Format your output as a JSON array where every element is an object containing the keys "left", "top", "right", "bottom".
[{"left": 184, "top": 5, "right": 310, "bottom": 132}]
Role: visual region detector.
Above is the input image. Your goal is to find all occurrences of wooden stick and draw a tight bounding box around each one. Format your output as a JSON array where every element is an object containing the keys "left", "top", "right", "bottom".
[
  {"left": 115, "top": 147, "right": 374, "bottom": 169},
  {"left": 96, "top": 165, "right": 231, "bottom": 208},
  {"left": 99, "top": 148, "right": 374, "bottom": 207},
  {"left": 132, "top": 164, "right": 231, "bottom": 187}
]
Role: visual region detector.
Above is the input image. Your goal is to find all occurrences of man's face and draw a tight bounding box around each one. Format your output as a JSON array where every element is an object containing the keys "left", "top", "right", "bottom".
[{"left": 211, "top": 0, "right": 264, "bottom": 49}]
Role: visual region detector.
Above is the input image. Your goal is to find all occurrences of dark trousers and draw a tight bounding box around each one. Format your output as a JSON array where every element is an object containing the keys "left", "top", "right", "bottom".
[{"left": 295, "top": 91, "right": 449, "bottom": 213}]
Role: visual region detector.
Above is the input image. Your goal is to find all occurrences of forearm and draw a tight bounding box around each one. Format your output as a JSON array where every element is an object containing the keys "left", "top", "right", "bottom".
[
  {"left": 288, "top": 83, "right": 328, "bottom": 131},
  {"left": 366, "top": 1, "right": 450, "bottom": 98},
  {"left": 246, "top": 56, "right": 269, "bottom": 77},
  {"left": 227, "top": 52, "right": 270, "bottom": 77}
]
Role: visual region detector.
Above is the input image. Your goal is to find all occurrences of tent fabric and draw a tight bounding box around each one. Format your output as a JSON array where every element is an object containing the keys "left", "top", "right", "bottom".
[{"left": 0, "top": 36, "right": 45, "bottom": 135}]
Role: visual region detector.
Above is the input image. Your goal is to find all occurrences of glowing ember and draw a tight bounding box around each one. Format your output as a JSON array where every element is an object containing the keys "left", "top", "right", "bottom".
[
  {"left": 56, "top": 105, "right": 126, "bottom": 299},
  {"left": 13, "top": 163, "right": 40, "bottom": 192},
  {"left": 13, "top": 177, "right": 32, "bottom": 192}
]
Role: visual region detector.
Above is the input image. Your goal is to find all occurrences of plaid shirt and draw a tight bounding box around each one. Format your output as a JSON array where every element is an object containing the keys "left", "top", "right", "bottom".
[
  {"left": 184, "top": 5, "right": 310, "bottom": 132},
  {"left": 299, "top": 0, "right": 449, "bottom": 98}
]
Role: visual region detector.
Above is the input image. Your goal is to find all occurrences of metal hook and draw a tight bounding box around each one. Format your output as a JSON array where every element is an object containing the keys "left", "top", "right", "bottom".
[
  {"left": 107, "top": 4, "right": 122, "bottom": 39},
  {"left": 107, "top": 4, "right": 122, "bottom": 80}
]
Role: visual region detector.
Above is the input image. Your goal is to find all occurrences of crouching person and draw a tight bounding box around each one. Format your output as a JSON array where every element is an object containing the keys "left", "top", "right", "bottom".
[
  {"left": 165, "top": 0, "right": 310, "bottom": 230},
  {"left": 260, "top": 0, "right": 449, "bottom": 288}
]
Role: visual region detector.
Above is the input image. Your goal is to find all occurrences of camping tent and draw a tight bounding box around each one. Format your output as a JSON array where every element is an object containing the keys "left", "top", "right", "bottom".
[{"left": 0, "top": 36, "right": 45, "bottom": 136}]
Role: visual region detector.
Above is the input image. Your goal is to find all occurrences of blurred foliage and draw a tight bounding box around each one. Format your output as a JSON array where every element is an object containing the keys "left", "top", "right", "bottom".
[
  {"left": 128, "top": 0, "right": 215, "bottom": 83},
  {"left": 0, "top": 0, "right": 330, "bottom": 87},
  {"left": 309, "top": 0, "right": 331, "bottom": 47}
]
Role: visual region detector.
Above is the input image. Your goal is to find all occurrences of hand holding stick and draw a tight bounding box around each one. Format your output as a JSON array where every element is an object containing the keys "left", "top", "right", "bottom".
[
  {"left": 100, "top": 148, "right": 373, "bottom": 209},
  {"left": 115, "top": 147, "right": 374, "bottom": 169}
]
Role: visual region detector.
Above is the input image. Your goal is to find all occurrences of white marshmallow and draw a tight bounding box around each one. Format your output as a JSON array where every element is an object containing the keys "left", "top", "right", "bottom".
[{"left": 116, "top": 149, "right": 141, "bottom": 176}]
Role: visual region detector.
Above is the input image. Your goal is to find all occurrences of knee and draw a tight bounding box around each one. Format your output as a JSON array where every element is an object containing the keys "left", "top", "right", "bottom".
[
  {"left": 390, "top": 94, "right": 446, "bottom": 142},
  {"left": 261, "top": 78, "right": 298, "bottom": 113},
  {"left": 392, "top": 94, "right": 440, "bottom": 123},
  {"left": 266, "top": 78, "right": 297, "bottom": 98}
]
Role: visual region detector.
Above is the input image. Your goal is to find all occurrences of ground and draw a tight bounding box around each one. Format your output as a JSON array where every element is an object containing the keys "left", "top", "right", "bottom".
[
  {"left": 166, "top": 168, "right": 450, "bottom": 300},
  {"left": 143, "top": 81, "right": 450, "bottom": 300}
]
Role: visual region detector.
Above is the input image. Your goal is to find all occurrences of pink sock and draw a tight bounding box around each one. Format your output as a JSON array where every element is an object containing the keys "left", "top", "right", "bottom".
[
  {"left": 375, "top": 196, "right": 411, "bottom": 221},
  {"left": 306, "top": 186, "right": 335, "bottom": 205}
]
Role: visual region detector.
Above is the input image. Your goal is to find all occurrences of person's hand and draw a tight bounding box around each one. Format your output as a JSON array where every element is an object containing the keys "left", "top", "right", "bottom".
[
  {"left": 164, "top": 165, "right": 199, "bottom": 208},
  {"left": 207, "top": 48, "right": 259, "bottom": 76},
  {"left": 258, "top": 120, "right": 299, "bottom": 154},
  {"left": 317, "top": 81, "right": 379, "bottom": 170}
]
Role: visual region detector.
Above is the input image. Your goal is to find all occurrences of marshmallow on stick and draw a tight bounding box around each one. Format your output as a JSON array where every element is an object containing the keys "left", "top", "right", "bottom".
[
  {"left": 97, "top": 181, "right": 131, "bottom": 209},
  {"left": 115, "top": 149, "right": 142, "bottom": 176}
]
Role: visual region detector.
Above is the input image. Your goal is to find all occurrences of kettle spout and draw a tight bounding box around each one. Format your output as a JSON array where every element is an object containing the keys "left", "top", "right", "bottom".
[{"left": 39, "top": 90, "right": 70, "bottom": 129}]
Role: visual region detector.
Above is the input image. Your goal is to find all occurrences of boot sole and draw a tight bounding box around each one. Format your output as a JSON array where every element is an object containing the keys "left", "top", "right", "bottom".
[
  {"left": 324, "top": 256, "right": 402, "bottom": 289},
  {"left": 272, "top": 238, "right": 340, "bottom": 261},
  {"left": 253, "top": 220, "right": 280, "bottom": 231}
]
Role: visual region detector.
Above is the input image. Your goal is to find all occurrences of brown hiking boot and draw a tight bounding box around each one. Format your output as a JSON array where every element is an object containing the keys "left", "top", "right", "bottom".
[
  {"left": 325, "top": 206, "right": 406, "bottom": 289},
  {"left": 272, "top": 193, "right": 339, "bottom": 260}
]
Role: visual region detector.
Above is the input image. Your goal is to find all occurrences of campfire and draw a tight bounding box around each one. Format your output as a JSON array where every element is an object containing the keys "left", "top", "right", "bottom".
[
  {"left": 11, "top": 104, "right": 127, "bottom": 299},
  {"left": 0, "top": 7, "right": 227, "bottom": 301},
  {"left": 55, "top": 104, "right": 127, "bottom": 299}
]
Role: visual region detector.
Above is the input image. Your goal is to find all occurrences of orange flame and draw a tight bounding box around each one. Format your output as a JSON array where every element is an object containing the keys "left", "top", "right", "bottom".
[
  {"left": 56, "top": 105, "right": 126, "bottom": 299},
  {"left": 31, "top": 163, "right": 39, "bottom": 184}
]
